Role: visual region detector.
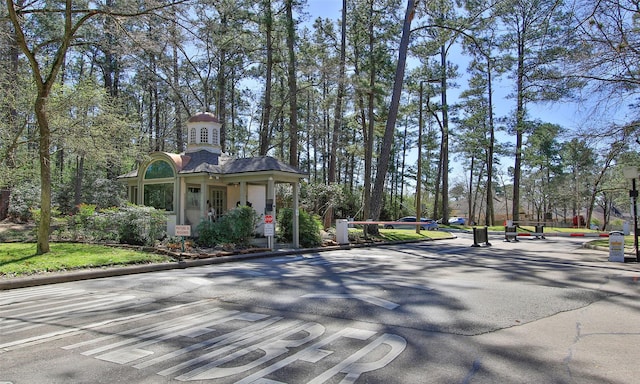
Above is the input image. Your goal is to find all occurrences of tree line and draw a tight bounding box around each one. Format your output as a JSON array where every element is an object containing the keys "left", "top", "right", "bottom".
[{"left": 1, "top": 0, "right": 639, "bottom": 254}]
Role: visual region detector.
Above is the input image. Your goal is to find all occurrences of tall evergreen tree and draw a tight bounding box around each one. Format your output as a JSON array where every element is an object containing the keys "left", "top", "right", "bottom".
[
  {"left": 370, "top": 0, "right": 420, "bottom": 225},
  {"left": 495, "top": 0, "right": 578, "bottom": 223}
]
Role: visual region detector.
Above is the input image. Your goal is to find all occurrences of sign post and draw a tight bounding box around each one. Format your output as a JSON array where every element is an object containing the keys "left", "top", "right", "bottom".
[
  {"left": 175, "top": 225, "right": 191, "bottom": 252},
  {"left": 264, "top": 215, "right": 274, "bottom": 250}
]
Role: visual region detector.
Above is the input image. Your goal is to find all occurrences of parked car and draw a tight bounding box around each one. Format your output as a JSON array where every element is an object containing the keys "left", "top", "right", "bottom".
[
  {"left": 448, "top": 217, "right": 466, "bottom": 225},
  {"left": 384, "top": 216, "right": 439, "bottom": 230}
]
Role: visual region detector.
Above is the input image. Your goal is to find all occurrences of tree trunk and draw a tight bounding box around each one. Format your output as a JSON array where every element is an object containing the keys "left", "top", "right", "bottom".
[
  {"left": 433, "top": 142, "right": 443, "bottom": 221},
  {"left": 328, "top": 0, "right": 347, "bottom": 185},
  {"left": 73, "top": 155, "right": 84, "bottom": 209},
  {"left": 170, "top": 10, "right": 183, "bottom": 152},
  {"left": 285, "top": 0, "right": 298, "bottom": 167},
  {"left": 216, "top": 13, "right": 228, "bottom": 152},
  {"left": 370, "top": 0, "right": 419, "bottom": 225},
  {"left": 1, "top": 6, "right": 20, "bottom": 221},
  {"left": 259, "top": 0, "right": 273, "bottom": 156},
  {"left": 439, "top": 44, "right": 450, "bottom": 224},
  {"left": 512, "top": 36, "right": 525, "bottom": 223},
  {"left": 485, "top": 56, "right": 495, "bottom": 226},
  {"left": 35, "top": 94, "right": 51, "bottom": 254},
  {"left": 154, "top": 80, "right": 161, "bottom": 151}
]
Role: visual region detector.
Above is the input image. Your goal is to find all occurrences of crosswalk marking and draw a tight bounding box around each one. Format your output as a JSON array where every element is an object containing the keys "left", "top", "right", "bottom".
[
  {"left": 0, "top": 299, "right": 198, "bottom": 351},
  {"left": 82, "top": 307, "right": 228, "bottom": 357},
  {"left": 1, "top": 295, "right": 138, "bottom": 334}
]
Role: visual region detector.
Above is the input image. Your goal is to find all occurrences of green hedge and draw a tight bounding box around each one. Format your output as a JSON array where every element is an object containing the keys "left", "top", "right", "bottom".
[
  {"left": 196, "top": 205, "right": 260, "bottom": 247},
  {"left": 50, "top": 204, "right": 166, "bottom": 246},
  {"left": 278, "top": 208, "right": 322, "bottom": 248}
]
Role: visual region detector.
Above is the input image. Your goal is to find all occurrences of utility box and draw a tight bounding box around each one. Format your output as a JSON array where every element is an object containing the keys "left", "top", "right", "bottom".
[
  {"left": 336, "top": 219, "right": 349, "bottom": 245},
  {"left": 608, "top": 231, "right": 625, "bottom": 262},
  {"left": 472, "top": 227, "right": 491, "bottom": 247}
]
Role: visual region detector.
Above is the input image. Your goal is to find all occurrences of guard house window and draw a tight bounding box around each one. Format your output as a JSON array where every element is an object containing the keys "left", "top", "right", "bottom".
[
  {"left": 143, "top": 160, "right": 175, "bottom": 211},
  {"left": 189, "top": 128, "right": 196, "bottom": 143},
  {"left": 200, "top": 127, "right": 209, "bottom": 144},
  {"left": 187, "top": 187, "right": 200, "bottom": 208},
  {"left": 211, "top": 128, "right": 219, "bottom": 145}
]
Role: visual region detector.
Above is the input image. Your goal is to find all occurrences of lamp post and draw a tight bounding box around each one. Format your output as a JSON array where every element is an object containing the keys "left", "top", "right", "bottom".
[{"left": 623, "top": 166, "right": 639, "bottom": 262}]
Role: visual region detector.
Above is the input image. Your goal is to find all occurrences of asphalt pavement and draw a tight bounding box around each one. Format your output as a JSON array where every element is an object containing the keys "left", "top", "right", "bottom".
[{"left": 2, "top": 233, "right": 640, "bottom": 383}]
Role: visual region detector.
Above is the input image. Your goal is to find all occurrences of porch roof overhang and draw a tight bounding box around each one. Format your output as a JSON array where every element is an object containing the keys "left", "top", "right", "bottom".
[{"left": 117, "top": 152, "right": 307, "bottom": 184}]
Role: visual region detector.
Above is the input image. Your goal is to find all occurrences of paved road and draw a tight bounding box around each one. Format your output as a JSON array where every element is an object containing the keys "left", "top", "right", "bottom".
[{"left": 2, "top": 234, "right": 640, "bottom": 383}]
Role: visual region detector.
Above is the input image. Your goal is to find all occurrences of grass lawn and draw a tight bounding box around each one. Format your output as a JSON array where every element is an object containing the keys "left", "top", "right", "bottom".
[
  {"left": 589, "top": 236, "right": 636, "bottom": 249},
  {"left": 0, "top": 243, "right": 173, "bottom": 277}
]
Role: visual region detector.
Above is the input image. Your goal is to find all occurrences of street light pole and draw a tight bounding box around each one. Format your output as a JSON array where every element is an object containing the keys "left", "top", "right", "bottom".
[
  {"left": 623, "top": 166, "right": 639, "bottom": 262},
  {"left": 632, "top": 177, "right": 639, "bottom": 262},
  {"left": 416, "top": 81, "right": 423, "bottom": 234}
]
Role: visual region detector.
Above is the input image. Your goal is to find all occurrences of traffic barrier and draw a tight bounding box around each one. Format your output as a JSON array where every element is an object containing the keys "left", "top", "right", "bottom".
[
  {"left": 506, "top": 231, "right": 610, "bottom": 238},
  {"left": 504, "top": 226, "right": 518, "bottom": 242}
]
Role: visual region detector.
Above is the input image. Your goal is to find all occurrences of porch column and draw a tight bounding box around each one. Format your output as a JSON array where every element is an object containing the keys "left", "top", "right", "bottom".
[
  {"left": 137, "top": 183, "right": 143, "bottom": 210},
  {"left": 200, "top": 180, "right": 207, "bottom": 222},
  {"left": 267, "top": 177, "right": 275, "bottom": 250},
  {"left": 239, "top": 181, "right": 247, "bottom": 206},
  {"left": 266, "top": 178, "right": 275, "bottom": 212},
  {"left": 178, "top": 178, "right": 186, "bottom": 225},
  {"left": 293, "top": 181, "right": 300, "bottom": 248}
]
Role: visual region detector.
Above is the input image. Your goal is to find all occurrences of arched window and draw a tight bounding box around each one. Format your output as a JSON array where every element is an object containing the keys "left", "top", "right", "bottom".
[
  {"left": 189, "top": 128, "right": 196, "bottom": 143},
  {"left": 144, "top": 160, "right": 174, "bottom": 179},
  {"left": 200, "top": 127, "right": 209, "bottom": 144},
  {"left": 143, "top": 160, "right": 175, "bottom": 211}
]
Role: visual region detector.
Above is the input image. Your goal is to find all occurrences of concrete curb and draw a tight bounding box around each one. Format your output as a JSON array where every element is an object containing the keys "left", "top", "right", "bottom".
[{"left": 0, "top": 236, "right": 447, "bottom": 290}]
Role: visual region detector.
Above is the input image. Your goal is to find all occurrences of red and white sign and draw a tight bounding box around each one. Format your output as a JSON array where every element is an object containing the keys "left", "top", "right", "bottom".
[
  {"left": 175, "top": 225, "right": 191, "bottom": 237},
  {"left": 264, "top": 223, "right": 275, "bottom": 237},
  {"left": 264, "top": 215, "right": 273, "bottom": 224}
]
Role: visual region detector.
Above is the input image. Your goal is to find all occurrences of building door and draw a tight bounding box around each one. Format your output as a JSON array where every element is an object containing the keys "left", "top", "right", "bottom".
[{"left": 209, "top": 188, "right": 226, "bottom": 220}]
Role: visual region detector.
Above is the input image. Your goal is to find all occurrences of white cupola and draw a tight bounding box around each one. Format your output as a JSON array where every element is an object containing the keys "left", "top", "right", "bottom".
[{"left": 186, "top": 112, "right": 222, "bottom": 154}]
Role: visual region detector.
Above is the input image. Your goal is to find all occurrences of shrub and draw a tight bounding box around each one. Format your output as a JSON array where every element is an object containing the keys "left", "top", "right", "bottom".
[
  {"left": 8, "top": 182, "right": 41, "bottom": 222},
  {"left": 196, "top": 206, "right": 260, "bottom": 247},
  {"left": 115, "top": 205, "right": 166, "bottom": 246},
  {"left": 278, "top": 208, "right": 322, "bottom": 248},
  {"left": 53, "top": 204, "right": 166, "bottom": 246},
  {"left": 196, "top": 220, "right": 218, "bottom": 247},
  {"left": 62, "top": 203, "right": 98, "bottom": 241}
]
